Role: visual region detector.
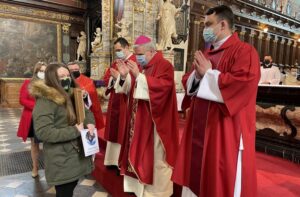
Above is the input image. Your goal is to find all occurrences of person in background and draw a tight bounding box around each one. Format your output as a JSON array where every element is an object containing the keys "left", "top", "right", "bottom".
[
  {"left": 17, "top": 61, "right": 47, "bottom": 178},
  {"left": 67, "top": 62, "right": 104, "bottom": 135},
  {"left": 102, "top": 37, "right": 138, "bottom": 168},
  {"left": 31, "top": 63, "right": 95, "bottom": 197},
  {"left": 259, "top": 55, "right": 281, "bottom": 85}
]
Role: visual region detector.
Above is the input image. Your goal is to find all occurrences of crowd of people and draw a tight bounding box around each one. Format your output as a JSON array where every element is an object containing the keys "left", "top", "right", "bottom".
[{"left": 17, "top": 5, "right": 264, "bottom": 197}]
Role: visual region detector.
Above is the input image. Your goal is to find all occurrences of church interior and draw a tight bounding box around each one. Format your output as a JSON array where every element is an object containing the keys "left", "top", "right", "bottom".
[{"left": 0, "top": 0, "right": 299, "bottom": 197}]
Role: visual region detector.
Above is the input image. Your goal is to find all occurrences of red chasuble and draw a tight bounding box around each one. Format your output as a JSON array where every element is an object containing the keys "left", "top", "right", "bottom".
[
  {"left": 120, "top": 52, "right": 179, "bottom": 184},
  {"left": 172, "top": 33, "right": 260, "bottom": 197},
  {"left": 76, "top": 74, "right": 104, "bottom": 133},
  {"left": 103, "top": 55, "right": 137, "bottom": 144}
]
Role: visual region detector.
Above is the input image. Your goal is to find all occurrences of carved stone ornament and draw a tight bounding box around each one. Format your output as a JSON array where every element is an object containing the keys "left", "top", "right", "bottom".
[
  {"left": 268, "top": 17, "right": 275, "bottom": 23},
  {"left": 62, "top": 23, "right": 71, "bottom": 34},
  {"left": 251, "top": 11, "right": 257, "bottom": 16}
]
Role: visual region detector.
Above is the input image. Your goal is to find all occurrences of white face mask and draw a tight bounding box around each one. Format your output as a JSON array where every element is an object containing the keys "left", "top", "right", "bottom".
[{"left": 37, "top": 71, "right": 45, "bottom": 80}]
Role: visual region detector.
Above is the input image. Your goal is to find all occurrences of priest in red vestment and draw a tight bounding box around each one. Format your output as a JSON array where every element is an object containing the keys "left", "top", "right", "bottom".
[
  {"left": 103, "top": 37, "right": 137, "bottom": 167},
  {"left": 67, "top": 62, "right": 104, "bottom": 135},
  {"left": 114, "top": 35, "right": 179, "bottom": 197},
  {"left": 172, "top": 5, "right": 260, "bottom": 197}
]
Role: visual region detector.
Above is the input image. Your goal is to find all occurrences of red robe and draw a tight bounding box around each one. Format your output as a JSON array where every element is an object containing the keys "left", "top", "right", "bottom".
[
  {"left": 76, "top": 74, "right": 104, "bottom": 133},
  {"left": 180, "top": 70, "right": 193, "bottom": 112},
  {"left": 120, "top": 52, "right": 179, "bottom": 184},
  {"left": 103, "top": 55, "right": 137, "bottom": 144},
  {"left": 17, "top": 79, "right": 35, "bottom": 141},
  {"left": 172, "top": 33, "right": 260, "bottom": 197}
]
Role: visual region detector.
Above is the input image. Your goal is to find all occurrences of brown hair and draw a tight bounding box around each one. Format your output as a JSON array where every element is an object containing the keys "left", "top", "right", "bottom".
[
  {"left": 32, "top": 61, "right": 47, "bottom": 80},
  {"left": 44, "top": 62, "right": 78, "bottom": 125}
]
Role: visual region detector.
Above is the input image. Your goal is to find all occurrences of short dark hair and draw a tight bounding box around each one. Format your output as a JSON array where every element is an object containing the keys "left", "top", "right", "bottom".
[
  {"left": 114, "top": 37, "right": 129, "bottom": 48},
  {"left": 67, "top": 61, "right": 80, "bottom": 66},
  {"left": 206, "top": 5, "right": 234, "bottom": 29}
]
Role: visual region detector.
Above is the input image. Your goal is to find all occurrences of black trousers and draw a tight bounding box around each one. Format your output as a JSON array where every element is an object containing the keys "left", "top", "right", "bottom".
[{"left": 55, "top": 180, "right": 78, "bottom": 197}]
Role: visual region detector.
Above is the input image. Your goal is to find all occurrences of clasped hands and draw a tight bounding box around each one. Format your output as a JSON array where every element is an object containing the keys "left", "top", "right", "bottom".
[
  {"left": 193, "top": 50, "right": 212, "bottom": 79},
  {"left": 110, "top": 59, "right": 140, "bottom": 80}
]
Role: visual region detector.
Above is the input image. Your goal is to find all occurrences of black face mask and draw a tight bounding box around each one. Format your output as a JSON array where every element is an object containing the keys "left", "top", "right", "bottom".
[
  {"left": 72, "top": 71, "right": 80, "bottom": 79},
  {"left": 263, "top": 60, "right": 272, "bottom": 68},
  {"left": 61, "top": 77, "right": 71, "bottom": 92},
  {"left": 264, "top": 60, "right": 270, "bottom": 65}
]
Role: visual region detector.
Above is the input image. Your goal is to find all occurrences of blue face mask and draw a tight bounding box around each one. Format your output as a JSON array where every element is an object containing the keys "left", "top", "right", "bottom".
[
  {"left": 203, "top": 23, "right": 220, "bottom": 43},
  {"left": 136, "top": 54, "right": 147, "bottom": 67},
  {"left": 115, "top": 51, "right": 125, "bottom": 59}
]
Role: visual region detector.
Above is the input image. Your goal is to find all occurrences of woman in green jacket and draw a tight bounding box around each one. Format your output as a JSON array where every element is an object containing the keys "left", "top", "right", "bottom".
[{"left": 31, "top": 63, "right": 95, "bottom": 197}]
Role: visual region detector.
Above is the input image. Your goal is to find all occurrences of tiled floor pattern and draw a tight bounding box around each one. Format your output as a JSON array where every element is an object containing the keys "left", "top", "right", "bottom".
[
  {"left": 0, "top": 108, "right": 32, "bottom": 154},
  {"left": 0, "top": 108, "right": 111, "bottom": 197}
]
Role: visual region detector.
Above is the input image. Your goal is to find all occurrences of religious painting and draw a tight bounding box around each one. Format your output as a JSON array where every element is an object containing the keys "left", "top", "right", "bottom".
[
  {"left": 0, "top": 17, "right": 58, "bottom": 78},
  {"left": 173, "top": 48, "right": 184, "bottom": 71}
]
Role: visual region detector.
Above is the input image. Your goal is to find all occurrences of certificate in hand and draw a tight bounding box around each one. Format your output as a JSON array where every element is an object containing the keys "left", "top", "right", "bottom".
[{"left": 80, "top": 128, "right": 99, "bottom": 157}]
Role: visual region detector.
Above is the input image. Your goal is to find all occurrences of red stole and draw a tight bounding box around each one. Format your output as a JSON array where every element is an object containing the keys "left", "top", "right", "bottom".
[
  {"left": 120, "top": 52, "right": 179, "bottom": 184},
  {"left": 76, "top": 74, "right": 104, "bottom": 132},
  {"left": 104, "top": 55, "right": 137, "bottom": 144}
]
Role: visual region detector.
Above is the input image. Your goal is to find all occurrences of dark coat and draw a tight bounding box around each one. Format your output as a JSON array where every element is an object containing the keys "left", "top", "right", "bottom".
[{"left": 30, "top": 80, "right": 95, "bottom": 186}]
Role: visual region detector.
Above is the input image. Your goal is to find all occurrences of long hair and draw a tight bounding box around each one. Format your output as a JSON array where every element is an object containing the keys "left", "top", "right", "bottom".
[
  {"left": 44, "top": 62, "right": 78, "bottom": 125},
  {"left": 32, "top": 61, "right": 47, "bottom": 80}
]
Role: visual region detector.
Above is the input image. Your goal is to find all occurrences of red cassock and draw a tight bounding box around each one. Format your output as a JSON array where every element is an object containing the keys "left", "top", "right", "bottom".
[
  {"left": 180, "top": 70, "right": 193, "bottom": 112},
  {"left": 120, "top": 52, "right": 179, "bottom": 184},
  {"left": 103, "top": 55, "right": 137, "bottom": 145},
  {"left": 17, "top": 79, "right": 35, "bottom": 141},
  {"left": 76, "top": 74, "right": 104, "bottom": 133},
  {"left": 172, "top": 33, "right": 260, "bottom": 197}
]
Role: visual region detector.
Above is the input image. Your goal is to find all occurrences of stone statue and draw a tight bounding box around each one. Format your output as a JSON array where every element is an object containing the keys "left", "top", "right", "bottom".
[
  {"left": 77, "top": 31, "right": 86, "bottom": 61},
  {"left": 286, "top": 0, "right": 292, "bottom": 16},
  {"left": 115, "top": 18, "right": 131, "bottom": 38},
  {"left": 156, "top": 0, "right": 182, "bottom": 50},
  {"left": 91, "top": 27, "right": 103, "bottom": 53},
  {"left": 271, "top": 0, "right": 277, "bottom": 10}
]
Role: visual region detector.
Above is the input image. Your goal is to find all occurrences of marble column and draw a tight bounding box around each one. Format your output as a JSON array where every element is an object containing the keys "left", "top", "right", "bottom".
[
  {"left": 284, "top": 39, "right": 292, "bottom": 66},
  {"left": 239, "top": 27, "right": 246, "bottom": 42},
  {"left": 257, "top": 31, "right": 264, "bottom": 59},
  {"left": 272, "top": 35, "right": 279, "bottom": 63},
  {"left": 264, "top": 33, "right": 271, "bottom": 57},
  {"left": 291, "top": 40, "right": 298, "bottom": 65},
  {"left": 249, "top": 29, "right": 256, "bottom": 48},
  {"left": 278, "top": 37, "right": 286, "bottom": 64}
]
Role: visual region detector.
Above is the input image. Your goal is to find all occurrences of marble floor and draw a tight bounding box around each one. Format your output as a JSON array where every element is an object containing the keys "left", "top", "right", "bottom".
[{"left": 0, "top": 108, "right": 111, "bottom": 197}]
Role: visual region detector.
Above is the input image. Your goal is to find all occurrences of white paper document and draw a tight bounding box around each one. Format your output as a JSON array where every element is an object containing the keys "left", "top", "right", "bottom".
[{"left": 80, "top": 128, "right": 99, "bottom": 157}]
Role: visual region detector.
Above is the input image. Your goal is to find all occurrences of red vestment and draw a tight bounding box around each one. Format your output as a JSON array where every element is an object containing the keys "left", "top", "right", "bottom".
[
  {"left": 180, "top": 70, "right": 193, "bottom": 112},
  {"left": 103, "top": 55, "right": 137, "bottom": 144},
  {"left": 120, "top": 52, "right": 179, "bottom": 184},
  {"left": 76, "top": 74, "right": 104, "bottom": 133},
  {"left": 172, "top": 33, "right": 260, "bottom": 197}
]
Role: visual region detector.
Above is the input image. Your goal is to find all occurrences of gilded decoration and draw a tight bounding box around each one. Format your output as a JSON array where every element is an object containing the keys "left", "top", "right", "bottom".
[
  {"left": 0, "top": 2, "right": 84, "bottom": 24},
  {"left": 62, "top": 23, "right": 71, "bottom": 34}
]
